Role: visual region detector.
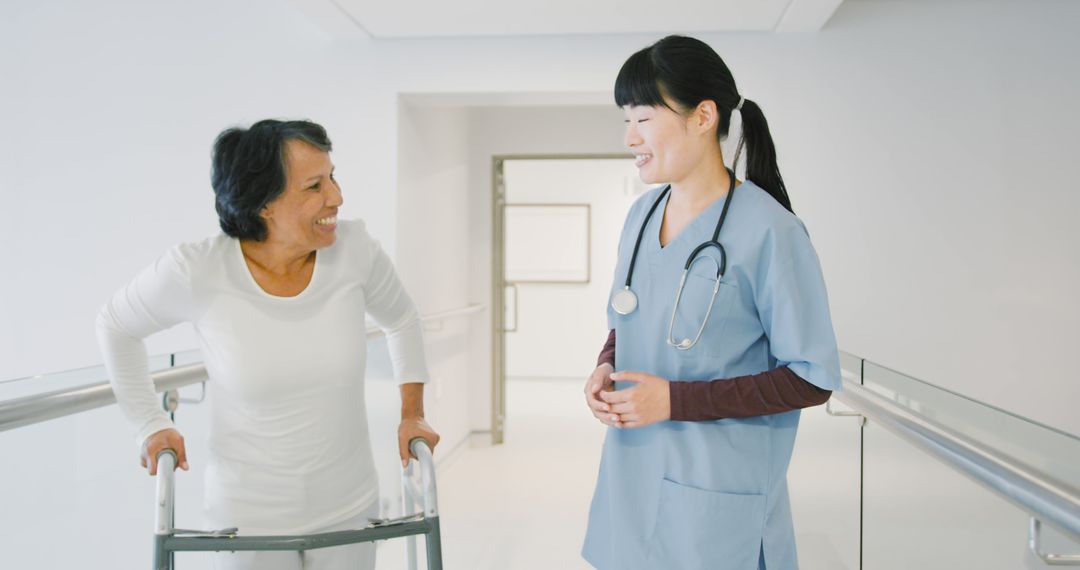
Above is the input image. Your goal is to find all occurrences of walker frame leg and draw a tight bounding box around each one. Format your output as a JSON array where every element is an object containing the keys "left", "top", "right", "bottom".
[
  {"left": 153, "top": 534, "right": 172, "bottom": 570},
  {"left": 425, "top": 516, "right": 443, "bottom": 570}
]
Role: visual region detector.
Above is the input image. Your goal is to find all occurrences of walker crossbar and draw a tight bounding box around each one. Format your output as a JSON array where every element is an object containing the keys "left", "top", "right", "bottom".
[
  {"left": 157, "top": 520, "right": 434, "bottom": 551},
  {"left": 152, "top": 439, "right": 443, "bottom": 569}
]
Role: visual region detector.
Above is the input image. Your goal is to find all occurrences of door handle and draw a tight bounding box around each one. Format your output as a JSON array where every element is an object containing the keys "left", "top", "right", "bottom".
[{"left": 504, "top": 283, "right": 518, "bottom": 333}]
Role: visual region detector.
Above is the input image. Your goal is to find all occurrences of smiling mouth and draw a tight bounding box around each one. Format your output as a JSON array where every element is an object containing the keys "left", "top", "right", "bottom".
[
  {"left": 635, "top": 153, "right": 652, "bottom": 167},
  {"left": 315, "top": 216, "right": 337, "bottom": 226}
]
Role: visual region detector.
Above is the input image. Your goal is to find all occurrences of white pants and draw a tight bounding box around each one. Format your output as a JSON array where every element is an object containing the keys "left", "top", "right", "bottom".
[{"left": 212, "top": 503, "right": 379, "bottom": 570}]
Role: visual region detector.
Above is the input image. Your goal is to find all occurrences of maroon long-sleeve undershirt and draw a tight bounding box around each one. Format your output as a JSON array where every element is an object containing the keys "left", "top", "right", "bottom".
[{"left": 596, "top": 329, "right": 831, "bottom": 421}]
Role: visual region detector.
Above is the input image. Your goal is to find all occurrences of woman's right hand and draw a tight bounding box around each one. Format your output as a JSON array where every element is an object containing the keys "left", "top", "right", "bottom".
[
  {"left": 584, "top": 363, "right": 620, "bottom": 427},
  {"left": 140, "top": 428, "right": 189, "bottom": 475}
]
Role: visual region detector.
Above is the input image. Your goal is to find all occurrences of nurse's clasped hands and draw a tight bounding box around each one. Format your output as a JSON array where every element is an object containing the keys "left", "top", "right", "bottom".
[
  {"left": 600, "top": 371, "right": 671, "bottom": 428},
  {"left": 584, "top": 363, "right": 621, "bottom": 427},
  {"left": 585, "top": 365, "right": 673, "bottom": 429}
]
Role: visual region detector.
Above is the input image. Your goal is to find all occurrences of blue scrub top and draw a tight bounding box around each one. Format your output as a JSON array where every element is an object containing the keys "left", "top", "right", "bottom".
[{"left": 582, "top": 181, "right": 841, "bottom": 570}]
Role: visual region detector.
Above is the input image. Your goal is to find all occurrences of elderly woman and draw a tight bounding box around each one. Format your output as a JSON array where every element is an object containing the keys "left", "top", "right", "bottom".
[{"left": 96, "top": 119, "right": 439, "bottom": 570}]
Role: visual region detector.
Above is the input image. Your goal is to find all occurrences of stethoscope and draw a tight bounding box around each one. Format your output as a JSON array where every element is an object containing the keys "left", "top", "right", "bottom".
[{"left": 610, "top": 169, "right": 736, "bottom": 350}]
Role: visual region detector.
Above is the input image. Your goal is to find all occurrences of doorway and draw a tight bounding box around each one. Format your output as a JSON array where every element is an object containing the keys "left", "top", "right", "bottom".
[{"left": 490, "top": 156, "right": 642, "bottom": 443}]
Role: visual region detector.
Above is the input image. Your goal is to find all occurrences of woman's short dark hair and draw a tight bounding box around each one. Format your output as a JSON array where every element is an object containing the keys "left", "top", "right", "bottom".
[
  {"left": 615, "top": 35, "right": 793, "bottom": 213},
  {"left": 211, "top": 119, "right": 333, "bottom": 241}
]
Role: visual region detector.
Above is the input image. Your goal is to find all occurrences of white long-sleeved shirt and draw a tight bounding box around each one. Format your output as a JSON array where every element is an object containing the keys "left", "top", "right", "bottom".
[{"left": 95, "top": 219, "right": 429, "bottom": 534}]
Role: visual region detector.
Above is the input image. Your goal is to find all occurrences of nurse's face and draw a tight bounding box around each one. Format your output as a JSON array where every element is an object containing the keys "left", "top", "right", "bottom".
[
  {"left": 623, "top": 101, "right": 704, "bottom": 185},
  {"left": 261, "top": 140, "right": 343, "bottom": 251}
]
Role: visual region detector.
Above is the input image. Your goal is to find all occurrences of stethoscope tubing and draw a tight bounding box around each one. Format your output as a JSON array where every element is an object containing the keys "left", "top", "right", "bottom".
[
  {"left": 622, "top": 185, "right": 671, "bottom": 289},
  {"left": 613, "top": 169, "right": 737, "bottom": 349},
  {"left": 624, "top": 168, "right": 736, "bottom": 286}
]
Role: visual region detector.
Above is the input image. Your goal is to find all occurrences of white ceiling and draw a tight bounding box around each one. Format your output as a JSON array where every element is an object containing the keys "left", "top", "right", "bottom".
[{"left": 294, "top": 0, "right": 846, "bottom": 39}]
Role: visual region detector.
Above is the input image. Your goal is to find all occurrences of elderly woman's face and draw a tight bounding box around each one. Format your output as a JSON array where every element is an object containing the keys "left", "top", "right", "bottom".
[{"left": 261, "top": 140, "right": 343, "bottom": 251}]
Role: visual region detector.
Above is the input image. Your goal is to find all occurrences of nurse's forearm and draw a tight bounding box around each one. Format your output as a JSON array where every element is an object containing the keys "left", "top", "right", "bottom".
[
  {"left": 669, "top": 367, "right": 831, "bottom": 421},
  {"left": 597, "top": 330, "right": 829, "bottom": 420},
  {"left": 596, "top": 329, "right": 617, "bottom": 367},
  {"left": 400, "top": 382, "right": 426, "bottom": 419}
]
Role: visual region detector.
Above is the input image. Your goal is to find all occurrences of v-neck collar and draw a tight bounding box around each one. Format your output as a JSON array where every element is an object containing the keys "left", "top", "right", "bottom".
[{"left": 647, "top": 187, "right": 732, "bottom": 254}]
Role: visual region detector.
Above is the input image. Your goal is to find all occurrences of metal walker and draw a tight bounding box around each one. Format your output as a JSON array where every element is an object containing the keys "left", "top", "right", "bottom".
[{"left": 152, "top": 438, "right": 443, "bottom": 569}]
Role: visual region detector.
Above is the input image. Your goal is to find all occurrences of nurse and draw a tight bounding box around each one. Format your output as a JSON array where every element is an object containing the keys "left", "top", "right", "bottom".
[{"left": 582, "top": 36, "right": 841, "bottom": 570}]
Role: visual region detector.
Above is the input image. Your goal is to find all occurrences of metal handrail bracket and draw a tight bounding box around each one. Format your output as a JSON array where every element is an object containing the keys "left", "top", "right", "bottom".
[
  {"left": 0, "top": 364, "right": 208, "bottom": 433},
  {"left": 1030, "top": 518, "right": 1080, "bottom": 566},
  {"left": 825, "top": 397, "right": 865, "bottom": 424}
]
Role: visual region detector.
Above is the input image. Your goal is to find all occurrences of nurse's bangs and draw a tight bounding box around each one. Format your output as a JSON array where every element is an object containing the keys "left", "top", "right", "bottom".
[{"left": 614, "top": 48, "right": 675, "bottom": 112}]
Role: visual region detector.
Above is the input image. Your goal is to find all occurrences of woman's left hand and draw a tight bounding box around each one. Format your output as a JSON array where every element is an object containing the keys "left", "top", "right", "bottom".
[
  {"left": 598, "top": 371, "right": 671, "bottom": 428},
  {"left": 398, "top": 416, "right": 440, "bottom": 468}
]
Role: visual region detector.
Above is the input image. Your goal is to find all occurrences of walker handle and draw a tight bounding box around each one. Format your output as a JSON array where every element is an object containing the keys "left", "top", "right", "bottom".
[
  {"left": 407, "top": 438, "right": 439, "bottom": 518},
  {"left": 154, "top": 449, "right": 177, "bottom": 535}
]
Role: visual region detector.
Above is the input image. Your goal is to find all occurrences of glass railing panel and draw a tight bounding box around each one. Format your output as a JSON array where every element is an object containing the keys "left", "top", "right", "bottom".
[
  {"left": 0, "top": 352, "right": 206, "bottom": 568},
  {"left": 839, "top": 350, "right": 862, "bottom": 385},
  {"left": 861, "top": 360, "right": 1080, "bottom": 490},
  {"left": 861, "top": 359, "right": 1080, "bottom": 569},
  {"left": 171, "top": 348, "right": 204, "bottom": 367},
  {"left": 1, "top": 405, "right": 161, "bottom": 567},
  {"left": 862, "top": 417, "right": 1044, "bottom": 568}
]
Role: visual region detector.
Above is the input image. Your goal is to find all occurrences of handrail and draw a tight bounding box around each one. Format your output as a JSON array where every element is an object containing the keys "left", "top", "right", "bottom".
[
  {"left": 0, "top": 304, "right": 485, "bottom": 433},
  {"left": 833, "top": 377, "right": 1080, "bottom": 545},
  {"left": 0, "top": 364, "right": 208, "bottom": 433},
  {"left": 366, "top": 303, "right": 486, "bottom": 340}
]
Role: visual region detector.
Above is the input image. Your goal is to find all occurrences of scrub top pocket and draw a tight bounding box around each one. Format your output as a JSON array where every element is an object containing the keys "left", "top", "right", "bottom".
[
  {"left": 670, "top": 266, "right": 740, "bottom": 357},
  {"left": 646, "top": 478, "right": 766, "bottom": 569}
]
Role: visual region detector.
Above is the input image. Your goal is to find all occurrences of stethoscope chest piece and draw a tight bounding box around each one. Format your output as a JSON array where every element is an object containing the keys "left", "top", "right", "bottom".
[{"left": 611, "top": 287, "right": 639, "bottom": 315}]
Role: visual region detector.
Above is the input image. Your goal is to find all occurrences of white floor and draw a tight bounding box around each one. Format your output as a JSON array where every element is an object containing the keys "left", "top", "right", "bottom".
[{"left": 377, "top": 378, "right": 606, "bottom": 570}]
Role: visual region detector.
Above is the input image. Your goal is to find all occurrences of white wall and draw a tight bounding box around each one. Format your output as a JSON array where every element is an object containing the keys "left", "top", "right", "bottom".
[
  {"left": 830, "top": 3, "right": 1076, "bottom": 436},
  {"left": 395, "top": 101, "right": 478, "bottom": 454},
  {"left": 0, "top": 0, "right": 399, "bottom": 379},
  {"left": 797, "top": 3, "right": 1080, "bottom": 437}
]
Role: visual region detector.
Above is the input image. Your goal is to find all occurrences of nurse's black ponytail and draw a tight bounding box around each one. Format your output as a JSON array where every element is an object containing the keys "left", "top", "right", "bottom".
[
  {"left": 735, "top": 98, "right": 792, "bottom": 213},
  {"left": 614, "top": 35, "right": 793, "bottom": 213}
]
